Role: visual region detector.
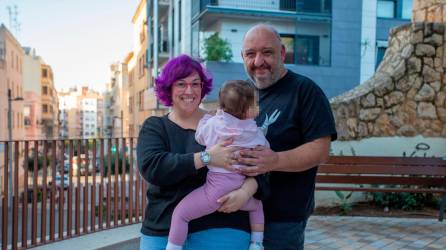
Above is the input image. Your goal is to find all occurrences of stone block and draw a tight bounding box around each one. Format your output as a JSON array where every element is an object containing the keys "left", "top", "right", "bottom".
[
  {"left": 397, "top": 125, "right": 417, "bottom": 136},
  {"left": 424, "top": 34, "right": 443, "bottom": 46},
  {"left": 437, "top": 107, "right": 446, "bottom": 121},
  {"left": 423, "top": 65, "right": 442, "bottom": 82},
  {"left": 373, "top": 76, "right": 394, "bottom": 97},
  {"left": 359, "top": 108, "right": 381, "bottom": 121},
  {"left": 424, "top": 57, "right": 434, "bottom": 67},
  {"left": 416, "top": 44, "right": 436, "bottom": 56},
  {"left": 392, "top": 60, "right": 406, "bottom": 81},
  {"left": 384, "top": 91, "right": 405, "bottom": 107},
  {"left": 443, "top": 44, "right": 446, "bottom": 68},
  {"left": 435, "top": 92, "right": 446, "bottom": 107},
  {"left": 434, "top": 57, "right": 442, "bottom": 68},
  {"left": 413, "top": 22, "right": 424, "bottom": 32},
  {"left": 401, "top": 44, "right": 414, "bottom": 59},
  {"left": 431, "top": 120, "right": 443, "bottom": 132},
  {"left": 408, "top": 57, "right": 422, "bottom": 72},
  {"left": 411, "top": 30, "right": 424, "bottom": 44},
  {"left": 417, "top": 102, "right": 438, "bottom": 119},
  {"left": 430, "top": 81, "right": 441, "bottom": 92},
  {"left": 360, "top": 93, "right": 376, "bottom": 108},
  {"left": 396, "top": 76, "right": 411, "bottom": 92},
  {"left": 415, "top": 84, "right": 436, "bottom": 101}
]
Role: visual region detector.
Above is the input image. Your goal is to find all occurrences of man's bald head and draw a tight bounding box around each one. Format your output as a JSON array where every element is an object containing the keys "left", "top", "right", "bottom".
[
  {"left": 241, "top": 24, "right": 287, "bottom": 89},
  {"left": 243, "top": 24, "right": 282, "bottom": 48}
]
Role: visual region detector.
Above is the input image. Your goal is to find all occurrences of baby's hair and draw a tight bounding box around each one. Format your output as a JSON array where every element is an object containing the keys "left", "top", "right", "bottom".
[{"left": 219, "top": 80, "right": 257, "bottom": 119}]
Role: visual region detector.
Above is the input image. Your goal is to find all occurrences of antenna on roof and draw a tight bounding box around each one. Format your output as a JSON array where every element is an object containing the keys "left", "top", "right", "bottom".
[{"left": 7, "top": 4, "right": 21, "bottom": 37}]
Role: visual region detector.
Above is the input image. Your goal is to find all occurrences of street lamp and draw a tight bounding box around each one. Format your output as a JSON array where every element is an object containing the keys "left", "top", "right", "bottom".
[
  {"left": 7, "top": 88, "right": 23, "bottom": 207},
  {"left": 113, "top": 110, "right": 124, "bottom": 138}
]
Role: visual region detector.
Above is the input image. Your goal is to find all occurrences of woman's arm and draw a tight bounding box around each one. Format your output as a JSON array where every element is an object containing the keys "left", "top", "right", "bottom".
[{"left": 137, "top": 117, "right": 199, "bottom": 186}]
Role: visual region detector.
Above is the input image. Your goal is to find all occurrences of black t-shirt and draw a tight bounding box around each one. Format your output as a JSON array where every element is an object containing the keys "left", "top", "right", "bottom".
[
  {"left": 137, "top": 115, "right": 260, "bottom": 236},
  {"left": 255, "top": 70, "right": 337, "bottom": 222}
]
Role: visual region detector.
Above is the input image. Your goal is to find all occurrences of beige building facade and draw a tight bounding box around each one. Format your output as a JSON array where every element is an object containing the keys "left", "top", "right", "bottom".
[
  {"left": 0, "top": 24, "right": 25, "bottom": 193},
  {"left": 41, "top": 64, "right": 59, "bottom": 139},
  {"left": 22, "top": 47, "right": 43, "bottom": 140},
  {"left": 59, "top": 86, "right": 103, "bottom": 139}
]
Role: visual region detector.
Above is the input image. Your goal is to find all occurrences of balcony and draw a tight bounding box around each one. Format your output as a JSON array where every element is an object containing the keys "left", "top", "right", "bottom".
[{"left": 193, "top": 0, "right": 332, "bottom": 20}]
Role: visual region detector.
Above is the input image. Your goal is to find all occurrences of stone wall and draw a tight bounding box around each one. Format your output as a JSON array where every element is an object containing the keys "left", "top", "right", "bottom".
[{"left": 331, "top": 1, "right": 446, "bottom": 141}]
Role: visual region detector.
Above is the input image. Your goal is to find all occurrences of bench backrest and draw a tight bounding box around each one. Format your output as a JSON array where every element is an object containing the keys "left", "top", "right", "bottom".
[{"left": 317, "top": 156, "right": 446, "bottom": 188}]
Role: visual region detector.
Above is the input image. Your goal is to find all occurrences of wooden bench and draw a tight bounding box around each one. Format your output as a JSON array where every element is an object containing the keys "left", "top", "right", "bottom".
[{"left": 316, "top": 156, "right": 446, "bottom": 221}]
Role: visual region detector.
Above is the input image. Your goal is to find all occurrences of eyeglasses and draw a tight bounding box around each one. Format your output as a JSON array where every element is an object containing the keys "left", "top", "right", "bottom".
[{"left": 173, "top": 81, "right": 203, "bottom": 90}]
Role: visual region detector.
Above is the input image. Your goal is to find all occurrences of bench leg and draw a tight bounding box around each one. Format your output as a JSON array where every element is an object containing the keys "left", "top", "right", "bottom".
[{"left": 439, "top": 194, "right": 446, "bottom": 222}]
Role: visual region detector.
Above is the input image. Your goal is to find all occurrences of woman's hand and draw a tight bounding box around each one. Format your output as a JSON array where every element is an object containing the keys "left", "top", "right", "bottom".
[
  {"left": 207, "top": 138, "right": 241, "bottom": 172},
  {"left": 217, "top": 177, "right": 258, "bottom": 213},
  {"left": 217, "top": 188, "right": 250, "bottom": 213}
]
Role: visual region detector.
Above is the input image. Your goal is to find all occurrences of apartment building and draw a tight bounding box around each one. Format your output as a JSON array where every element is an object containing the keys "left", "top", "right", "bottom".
[
  {"left": 40, "top": 64, "right": 59, "bottom": 138},
  {"left": 59, "top": 86, "right": 103, "bottom": 139},
  {"left": 0, "top": 24, "right": 25, "bottom": 141},
  {"left": 191, "top": 0, "right": 413, "bottom": 101},
  {"left": 22, "top": 47, "right": 43, "bottom": 140},
  {"left": 0, "top": 24, "right": 25, "bottom": 193},
  {"left": 104, "top": 59, "right": 130, "bottom": 138}
]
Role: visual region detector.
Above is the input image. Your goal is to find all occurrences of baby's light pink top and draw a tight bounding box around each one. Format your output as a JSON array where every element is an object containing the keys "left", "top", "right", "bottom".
[{"left": 195, "top": 110, "right": 270, "bottom": 173}]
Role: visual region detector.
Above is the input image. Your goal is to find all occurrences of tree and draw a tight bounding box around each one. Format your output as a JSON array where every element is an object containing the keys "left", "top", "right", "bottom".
[{"left": 203, "top": 32, "right": 233, "bottom": 62}]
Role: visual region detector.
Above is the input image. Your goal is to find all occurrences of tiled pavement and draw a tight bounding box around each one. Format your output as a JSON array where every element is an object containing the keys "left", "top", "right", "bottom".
[{"left": 305, "top": 216, "right": 446, "bottom": 250}]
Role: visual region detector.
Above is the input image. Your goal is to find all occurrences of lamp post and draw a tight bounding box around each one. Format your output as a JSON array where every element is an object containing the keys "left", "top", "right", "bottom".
[
  {"left": 7, "top": 88, "right": 23, "bottom": 207},
  {"left": 113, "top": 110, "right": 124, "bottom": 138}
]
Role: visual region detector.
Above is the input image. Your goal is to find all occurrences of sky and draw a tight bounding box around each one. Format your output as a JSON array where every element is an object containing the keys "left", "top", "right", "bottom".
[{"left": 0, "top": 0, "right": 139, "bottom": 92}]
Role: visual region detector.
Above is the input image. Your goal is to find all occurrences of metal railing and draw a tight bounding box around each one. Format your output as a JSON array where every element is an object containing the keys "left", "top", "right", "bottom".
[{"left": 0, "top": 138, "right": 147, "bottom": 249}]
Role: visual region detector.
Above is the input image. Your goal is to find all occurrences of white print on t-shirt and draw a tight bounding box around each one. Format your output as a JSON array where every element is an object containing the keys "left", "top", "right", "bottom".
[{"left": 260, "top": 109, "right": 281, "bottom": 136}]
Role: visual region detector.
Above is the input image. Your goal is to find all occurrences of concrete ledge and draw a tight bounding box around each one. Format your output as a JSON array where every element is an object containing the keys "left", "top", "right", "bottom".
[{"left": 33, "top": 224, "right": 141, "bottom": 250}]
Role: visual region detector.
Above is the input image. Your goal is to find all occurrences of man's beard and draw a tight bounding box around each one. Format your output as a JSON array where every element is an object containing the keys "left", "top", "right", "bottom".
[{"left": 247, "top": 65, "right": 279, "bottom": 89}]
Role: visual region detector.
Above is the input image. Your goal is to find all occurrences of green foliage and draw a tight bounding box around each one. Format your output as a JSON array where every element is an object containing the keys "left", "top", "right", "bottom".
[
  {"left": 335, "top": 191, "right": 353, "bottom": 215},
  {"left": 202, "top": 32, "right": 233, "bottom": 62},
  {"left": 27, "top": 156, "right": 55, "bottom": 172},
  {"left": 103, "top": 153, "right": 130, "bottom": 176},
  {"left": 371, "top": 190, "right": 439, "bottom": 210}
]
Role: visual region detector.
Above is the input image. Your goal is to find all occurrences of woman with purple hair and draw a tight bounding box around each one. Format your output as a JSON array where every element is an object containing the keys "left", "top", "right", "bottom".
[{"left": 137, "top": 55, "right": 268, "bottom": 250}]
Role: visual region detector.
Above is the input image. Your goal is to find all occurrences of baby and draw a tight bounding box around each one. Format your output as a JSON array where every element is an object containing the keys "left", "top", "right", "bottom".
[{"left": 166, "top": 80, "right": 268, "bottom": 250}]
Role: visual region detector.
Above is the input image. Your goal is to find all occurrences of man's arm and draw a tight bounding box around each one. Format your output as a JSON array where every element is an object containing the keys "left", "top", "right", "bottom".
[{"left": 238, "top": 136, "right": 331, "bottom": 175}]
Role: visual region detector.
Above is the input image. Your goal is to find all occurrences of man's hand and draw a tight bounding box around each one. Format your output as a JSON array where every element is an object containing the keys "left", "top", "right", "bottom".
[
  {"left": 207, "top": 138, "right": 241, "bottom": 172},
  {"left": 237, "top": 145, "right": 279, "bottom": 176}
]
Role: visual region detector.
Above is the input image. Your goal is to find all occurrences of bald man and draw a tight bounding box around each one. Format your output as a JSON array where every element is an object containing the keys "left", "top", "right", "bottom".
[{"left": 238, "top": 24, "right": 337, "bottom": 250}]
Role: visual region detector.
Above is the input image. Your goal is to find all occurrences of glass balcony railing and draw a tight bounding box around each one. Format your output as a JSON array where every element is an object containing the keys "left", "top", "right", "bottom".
[{"left": 193, "top": 0, "right": 331, "bottom": 17}]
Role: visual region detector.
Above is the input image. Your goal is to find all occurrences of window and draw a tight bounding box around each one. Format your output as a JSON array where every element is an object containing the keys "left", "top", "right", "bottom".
[
  {"left": 138, "top": 90, "right": 144, "bottom": 111},
  {"left": 42, "top": 86, "right": 48, "bottom": 95},
  {"left": 401, "top": 0, "right": 413, "bottom": 19},
  {"left": 42, "top": 68, "right": 48, "bottom": 78},
  {"left": 129, "top": 96, "right": 134, "bottom": 114},
  {"left": 281, "top": 35, "right": 295, "bottom": 64},
  {"left": 129, "top": 70, "right": 134, "bottom": 86},
  {"left": 376, "top": 40, "right": 388, "bottom": 69},
  {"left": 43, "top": 104, "right": 48, "bottom": 113},
  {"left": 11, "top": 51, "right": 14, "bottom": 69},
  {"left": 296, "top": 35, "right": 319, "bottom": 65},
  {"left": 377, "top": 0, "right": 396, "bottom": 18},
  {"left": 296, "top": 0, "right": 331, "bottom": 13}
]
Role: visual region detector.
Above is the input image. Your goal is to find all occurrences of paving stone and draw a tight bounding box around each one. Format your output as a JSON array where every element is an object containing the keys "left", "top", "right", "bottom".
[{"left": 305, "top": 216, "right": 446, "bottom": 250}]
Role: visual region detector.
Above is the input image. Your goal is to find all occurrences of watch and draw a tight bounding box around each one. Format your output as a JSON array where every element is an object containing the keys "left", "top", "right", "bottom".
[{"left": 200, "top": 151, "right": 211, "bottom": 165}]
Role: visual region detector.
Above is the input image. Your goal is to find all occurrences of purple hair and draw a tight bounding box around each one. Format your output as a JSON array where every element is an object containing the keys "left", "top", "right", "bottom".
[{"left": 155, "top": 54, "right": 213, "bottom": 106}]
